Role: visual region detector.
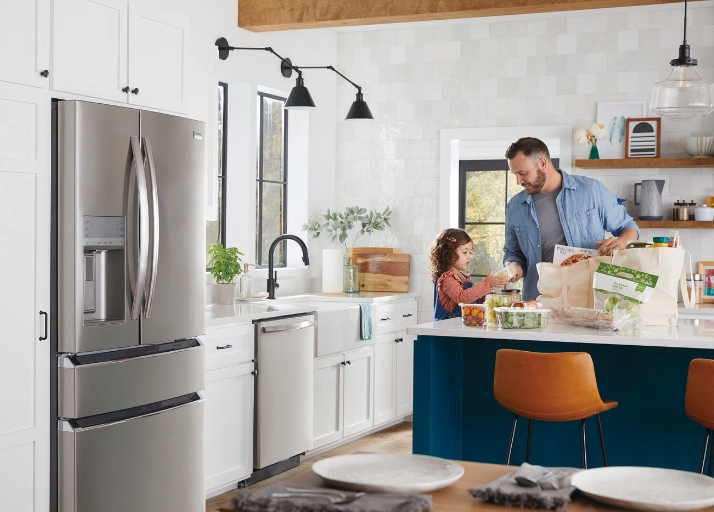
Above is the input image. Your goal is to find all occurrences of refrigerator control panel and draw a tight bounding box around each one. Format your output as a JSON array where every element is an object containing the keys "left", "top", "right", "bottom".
[{"left": 83, "top": 216, "right": 125, "bottom": 249}]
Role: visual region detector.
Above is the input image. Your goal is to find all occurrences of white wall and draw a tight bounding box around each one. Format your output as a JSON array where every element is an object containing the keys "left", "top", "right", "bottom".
[{"left": 333, "top": 3, "right": 714, "bottom": 321}]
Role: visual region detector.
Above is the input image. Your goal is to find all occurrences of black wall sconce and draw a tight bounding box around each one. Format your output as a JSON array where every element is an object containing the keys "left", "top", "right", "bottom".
[{"left": 215, "top": 37, "right": 373, "bottom": 120}]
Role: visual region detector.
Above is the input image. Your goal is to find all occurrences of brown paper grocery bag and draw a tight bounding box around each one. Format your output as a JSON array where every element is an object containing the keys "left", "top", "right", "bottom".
[{"left": 536, "top": 256, "right": 612, "bottom": 309}]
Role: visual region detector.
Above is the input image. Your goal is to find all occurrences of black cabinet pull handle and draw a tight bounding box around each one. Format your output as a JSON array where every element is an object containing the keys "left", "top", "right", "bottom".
[
  {"left": 341, "top": 361, "right": 347, "bottom": 366},
  {"left": 402, "top": 313, "right": 412, "bottom": 317},
  {"left": 251, "top": 370, "right": 258, "bottom": 376},
  {"left": 381, "top": 317, "right": 391, "bottom": 321},
  {"left": 40, "top": 69, "right": 49, "bottom": 78},
  {"left": 394, "top": 337, "right": 403, "bottom": 343},
  {"left": 131, "top": 88, "right": 139, "bottom": 95},
  {"left": 39, "top": 311, "right": 48, "bottom": 340},
  {"left": 216, "top": 344, "right": 233, "bottom": 349},
  {"left": 122, "top": 86, "right": 130, "bottom": 93},
  {"left": 346, "top": 360, "right": 352, "bottom": 365}
]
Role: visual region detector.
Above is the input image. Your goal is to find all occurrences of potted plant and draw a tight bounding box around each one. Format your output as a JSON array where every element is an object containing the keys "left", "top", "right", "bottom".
[
  {"left": 207, "top": 244, "right": 244, "bottom": 304},
  {"left": 302, "top": 206, "right": 392, "bottom": 293}
]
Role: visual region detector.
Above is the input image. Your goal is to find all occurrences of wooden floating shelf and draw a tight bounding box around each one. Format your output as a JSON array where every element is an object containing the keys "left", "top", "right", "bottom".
[
  {"left": 637, "top": 220, "right": 714, "bottom": 229},
  {"left": 575, "top": 157, "right": 714, "bottom": 169}
]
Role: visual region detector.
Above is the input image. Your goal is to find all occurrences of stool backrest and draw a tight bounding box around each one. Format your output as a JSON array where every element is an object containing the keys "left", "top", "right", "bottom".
[
  {"left": 494, "top": 349, "right": 607, "bottom": 420},
  {"left": 686, "top": 359, "right": 714, "bottom": 430}
]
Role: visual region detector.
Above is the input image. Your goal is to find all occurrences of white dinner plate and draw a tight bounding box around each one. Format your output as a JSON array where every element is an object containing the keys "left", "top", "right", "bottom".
[
  {"left": 311, "top": 454, "right": 465, "bottom": 493},
  {"left": 571, "top": 466, "right": 714, "bottom": 511}
]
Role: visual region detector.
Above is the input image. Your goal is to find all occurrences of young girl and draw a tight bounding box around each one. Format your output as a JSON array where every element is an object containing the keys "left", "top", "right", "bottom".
[{"left": 429, "top": 228, "right": 511, "bottom": 320}]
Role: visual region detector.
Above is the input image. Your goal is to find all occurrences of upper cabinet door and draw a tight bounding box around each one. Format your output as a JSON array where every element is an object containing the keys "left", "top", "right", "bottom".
[
  {"left": 51, "top": 0, "right": 128, "bottom": 102},
  {"left": 0, "top": 0, "right": 50, "bottom": 88},
  {"left": 127, "top": 3, "right": 188, "bottom": 113}
]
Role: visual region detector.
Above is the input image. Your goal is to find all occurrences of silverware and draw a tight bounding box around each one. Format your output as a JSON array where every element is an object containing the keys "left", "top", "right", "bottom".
[
  {"left": 515, "top": 470, "right": 552, "bottom": 488},
  {"left": 271, "top": 491, "right": 366, "bottom": 505}
]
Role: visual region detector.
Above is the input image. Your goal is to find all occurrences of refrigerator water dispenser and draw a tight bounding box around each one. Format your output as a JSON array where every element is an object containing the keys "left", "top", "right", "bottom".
[{"left": 83, "top": 216, "right": 125, "bottom": 324}]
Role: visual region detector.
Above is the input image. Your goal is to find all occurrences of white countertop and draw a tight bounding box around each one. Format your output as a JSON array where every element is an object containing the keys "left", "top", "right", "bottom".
[
  {"left": 205, "top": 292, "right": 419, "bottom": 326},
  {"left": 407, "top": 317, "right": 714, "bottom": 350}
]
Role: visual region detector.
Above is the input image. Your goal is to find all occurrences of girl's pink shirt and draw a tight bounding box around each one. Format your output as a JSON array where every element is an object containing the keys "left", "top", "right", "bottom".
[{"left": 437, "top": 270, "right": 494, "bottom": 314}]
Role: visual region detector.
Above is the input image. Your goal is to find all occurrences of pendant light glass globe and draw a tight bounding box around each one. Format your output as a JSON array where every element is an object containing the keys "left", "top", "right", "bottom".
[{"left": 650, "top": 65, "right": 714, "bottom": 122}]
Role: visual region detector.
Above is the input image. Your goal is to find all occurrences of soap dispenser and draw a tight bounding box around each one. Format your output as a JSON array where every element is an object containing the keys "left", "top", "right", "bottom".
[{"left": 239, "top": 263, "right": 253, "bottom": 299}]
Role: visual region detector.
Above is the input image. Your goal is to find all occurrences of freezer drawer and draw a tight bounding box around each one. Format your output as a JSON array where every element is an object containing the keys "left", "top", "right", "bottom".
[
  {"left": 59, "top": 393, "right": 204, "bottom": 512},
  {"left": 58, "top": 338, "right": 204, "bottom": 418}
]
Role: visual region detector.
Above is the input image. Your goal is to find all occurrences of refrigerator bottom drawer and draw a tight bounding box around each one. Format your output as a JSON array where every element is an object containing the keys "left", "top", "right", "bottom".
[{"left": 59, "top": 395, "right": 204, "bottom": 512}]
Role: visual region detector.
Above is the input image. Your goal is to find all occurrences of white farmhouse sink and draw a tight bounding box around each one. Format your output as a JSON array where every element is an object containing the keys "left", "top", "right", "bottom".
[{"left": 296, "top": 301, "right": 364, "bottom": 357}]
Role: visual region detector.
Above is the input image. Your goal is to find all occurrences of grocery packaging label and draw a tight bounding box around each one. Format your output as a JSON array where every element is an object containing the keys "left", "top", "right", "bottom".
[
  {"left": 553, "top": 244, "right": 600, "bottom": 267},
  {"left": 592, "top": 262, "right": 658, "bottom": 304}
]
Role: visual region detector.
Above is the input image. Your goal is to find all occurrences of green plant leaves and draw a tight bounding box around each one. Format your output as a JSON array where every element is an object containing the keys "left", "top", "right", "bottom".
[
  {"left": 207, "top": 244, "right": 244, "bottom": 284},
  {"left": 301, "top": 205, "right": 393, "bottom": 255}
]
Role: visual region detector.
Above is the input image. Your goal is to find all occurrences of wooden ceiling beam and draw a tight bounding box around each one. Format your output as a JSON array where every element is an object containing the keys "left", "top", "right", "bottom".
[{"left": 238, "top": 0, "right": 699, "bottom": 32}]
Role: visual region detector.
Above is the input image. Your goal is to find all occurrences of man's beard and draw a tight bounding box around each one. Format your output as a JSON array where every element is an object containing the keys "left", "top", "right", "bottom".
[{"left": 523, "top": 168, "right": 546, "bottom": 195}]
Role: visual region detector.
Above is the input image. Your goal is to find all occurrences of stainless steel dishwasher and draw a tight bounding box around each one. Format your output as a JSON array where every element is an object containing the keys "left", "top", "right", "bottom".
[{"left": 252, "top": 314, "right": 315, "bottom": 480}]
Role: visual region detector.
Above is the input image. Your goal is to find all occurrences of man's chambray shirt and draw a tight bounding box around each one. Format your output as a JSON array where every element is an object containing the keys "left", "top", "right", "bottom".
[{"left": 503, "top": 169, "right": 639, "bottom": 301}]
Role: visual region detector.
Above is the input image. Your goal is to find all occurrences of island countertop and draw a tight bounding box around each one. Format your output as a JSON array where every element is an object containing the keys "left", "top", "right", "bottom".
[{"left": 407, "top": 317, "right": 714, "bottom": 350}]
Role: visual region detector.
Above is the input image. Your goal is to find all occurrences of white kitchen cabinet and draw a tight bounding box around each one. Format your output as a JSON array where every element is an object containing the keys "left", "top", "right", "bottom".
[
  {"left": 51, "top": 0, "right": 188, "bottom": 113},
  {"left": 0, "top": 83, "right": 50, "bottom": 512},
  {"left": 0, "top": 0, "right": 50, "bottom": 88},
  {"left": 204, "top": 362, "right": 254, "bottom": 497},
  {"left": 200, "top": 322, "right": 255, "bottom": 497},
  {"left": 313, "top": 346, "right": 374, "bottom": 449},
  {"left": 372, "top": 300, "right": 417, "bottom": 426}
]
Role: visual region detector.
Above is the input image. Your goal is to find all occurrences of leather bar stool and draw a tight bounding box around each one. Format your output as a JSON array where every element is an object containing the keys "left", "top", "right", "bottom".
[
  {"left": 494, "top": 349, "right": 618, "bottom": 468},
  {"left": 685, "top": 358, "right": 714, "bottom": 475}
]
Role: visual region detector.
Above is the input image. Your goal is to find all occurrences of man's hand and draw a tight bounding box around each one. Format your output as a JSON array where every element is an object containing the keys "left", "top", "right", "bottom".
[
  {"left": 505, "top": 261, "right": 523, "bottom": 282},
  {"left": 595, "top": 236, "right": 628, "bottom": 255}
]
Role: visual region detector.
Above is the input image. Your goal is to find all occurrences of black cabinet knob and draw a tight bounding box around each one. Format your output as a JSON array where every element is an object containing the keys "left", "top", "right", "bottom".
[
  {"left": 131, "top": 88, "right": 139, "bottom": 95},
  {"left": 346, "top": 360, "right": 352, "bottom": 365},
  {"left": 122, "top": 86, "right": 130, "bottom": 93},
  {"left": 251, "top": 370, "right": 258, "bottom": 376},
  {"left": 40, "top": 70, "right": 49, "bottom": 78}
]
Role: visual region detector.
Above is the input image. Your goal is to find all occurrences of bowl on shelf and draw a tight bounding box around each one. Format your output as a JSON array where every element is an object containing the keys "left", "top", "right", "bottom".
[
  {"left": 681, "top": 137, "right": 714, "bottom": 157},
  {"left": 693, "top": 205, "right": 714, "bottom": 221}
]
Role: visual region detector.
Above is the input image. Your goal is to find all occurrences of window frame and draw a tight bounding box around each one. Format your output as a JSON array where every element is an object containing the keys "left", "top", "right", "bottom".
[
  {"left": 206, "top": 82, "right": 229, "bottom": 271},
  {"left": 255, "top": 91, "right": 289, "bottom": 268},
  {"left": 458, "top": 158, "right": 557, "bottom": 278}
]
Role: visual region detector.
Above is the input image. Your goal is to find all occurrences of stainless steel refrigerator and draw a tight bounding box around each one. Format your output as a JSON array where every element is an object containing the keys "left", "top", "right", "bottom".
[{"left": 51, "top": 100, "right": 206, "bottom": 512}]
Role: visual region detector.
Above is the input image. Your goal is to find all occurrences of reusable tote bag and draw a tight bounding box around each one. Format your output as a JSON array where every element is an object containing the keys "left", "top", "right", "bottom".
[
  {"left": 536, "top": 255, "right": 612, "bottom": 309},
  {"left": 610, "top": 247, "right": 690, "bottom": 326}
]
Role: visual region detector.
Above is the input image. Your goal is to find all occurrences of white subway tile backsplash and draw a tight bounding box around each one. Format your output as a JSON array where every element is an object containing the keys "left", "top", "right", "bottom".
[
  {"left": 528, "top": 19, "right": 548, "bottom": 37},
  {"left": 629, "top": 11, "right": 650, "bottom": 30},
  {"left": 557, "top": 34, "right": 577, "bottom": 55},
  {"left": 518, "top": 36, "right": 539, "bottom": 57},
  {"left": 617, "top": 71, "right": 639, "bottom": 92},
  {"left": 470, "top": 23, "right": 490, "bottom": 40},
  {"left": 577, "top": 73, "right": 598, "bottom": 94},
  {"left": 507, "top": 57, "right": 528, "bottom": 77},
  {"left": 568, "top": 14, "right": 607, "bottom": 34},
  {"left": 396, "top": 102, "right": 415, "bottom": 121},
  {"left": 536, "top": 75, "right": 557, "bottom": 96},
  {"left": 618, "top": 30, "right": 639, "bottom": 51},
  {"left": 389, "top": 45, "right": 407, "bottom": 64}
]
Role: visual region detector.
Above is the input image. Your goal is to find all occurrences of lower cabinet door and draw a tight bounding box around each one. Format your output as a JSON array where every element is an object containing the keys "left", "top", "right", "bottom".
[
  {"left": 204, "top": 363, "right": 254, "bottom": 495},
  {"left": 343, "top": 346, "right": 374, "bottom": 437},
  {"left": 313, "top": 354, "right": 344, "bottom": 450},
  {"left": 396, "top": 332, "right": 415, "bottom": 417},
  {"left": 373, "top": 334, "right": 396, "bottom": 426}
]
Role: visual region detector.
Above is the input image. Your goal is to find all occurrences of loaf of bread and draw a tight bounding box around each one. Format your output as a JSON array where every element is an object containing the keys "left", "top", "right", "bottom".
[{"left": 550, "top": 307, "right": 615, "bottom": 330}]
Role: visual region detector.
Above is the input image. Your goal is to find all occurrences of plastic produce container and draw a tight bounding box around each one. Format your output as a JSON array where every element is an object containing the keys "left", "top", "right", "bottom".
[
  {"left": 495, "top": 307, "right": 549, "bottom": 329},
  {"left": 485, "top": 292, "right": 521, "bottom": 325},
  {"left": 694, "top": 206, "right": 714, "bottom": 221},
  {"left": 460, "top": 303, "right": 486, "bottom": 327}
]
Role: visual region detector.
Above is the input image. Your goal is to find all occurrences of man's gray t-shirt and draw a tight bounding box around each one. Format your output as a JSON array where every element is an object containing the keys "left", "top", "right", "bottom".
[{"left": 532, "top": 187, "right": 567, "bottom": 263}]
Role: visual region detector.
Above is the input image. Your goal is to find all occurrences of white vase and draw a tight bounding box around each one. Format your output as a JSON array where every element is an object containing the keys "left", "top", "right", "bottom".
[
  {"left": 214, "top": 283, "right": 238, "bottom": 305},
  {"left": 322, "top": 249, "right": 344, "bottom": 293}
]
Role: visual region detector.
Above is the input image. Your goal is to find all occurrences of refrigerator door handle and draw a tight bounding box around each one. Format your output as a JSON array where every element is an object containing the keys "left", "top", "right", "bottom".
[
  {"left": 128, "top": 136, "right": 150, "bottom": 320},
  {"left": 142, "top": 136, "right": 160, "bottom": 318}
]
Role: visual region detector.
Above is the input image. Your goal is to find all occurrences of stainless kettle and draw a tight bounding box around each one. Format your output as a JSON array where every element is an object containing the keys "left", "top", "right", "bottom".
[{"left": 634, "top": 180, "right": 665, "bottom": 220}]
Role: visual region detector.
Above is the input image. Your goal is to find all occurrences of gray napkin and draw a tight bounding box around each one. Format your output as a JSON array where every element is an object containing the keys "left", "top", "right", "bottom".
[
  {"left": 231, "top": 481, "right": 433, "bottom": 512},
  {"left": 469, "top": 462, "right": 580, "bottom": 511}
]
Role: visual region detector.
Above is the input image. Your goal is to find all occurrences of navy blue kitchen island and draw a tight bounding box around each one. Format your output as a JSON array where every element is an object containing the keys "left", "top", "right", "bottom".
[{"left": 408, "top": 317, "right": 714, "bottom": 471}]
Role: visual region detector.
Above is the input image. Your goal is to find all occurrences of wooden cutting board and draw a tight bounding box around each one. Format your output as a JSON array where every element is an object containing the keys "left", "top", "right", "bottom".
[{"left": 348, "top": 248, "right": 410, "bottom": 293}]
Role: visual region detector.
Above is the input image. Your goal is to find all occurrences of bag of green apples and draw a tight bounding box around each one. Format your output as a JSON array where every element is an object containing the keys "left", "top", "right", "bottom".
[{"left": 592, "top": 262, "right": 659, "bottom": 331}]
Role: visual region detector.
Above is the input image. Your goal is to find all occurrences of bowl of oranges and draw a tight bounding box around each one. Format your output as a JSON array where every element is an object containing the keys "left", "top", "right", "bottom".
[{"left": 460, "top": 303, "right": 486, "bottom": 327}]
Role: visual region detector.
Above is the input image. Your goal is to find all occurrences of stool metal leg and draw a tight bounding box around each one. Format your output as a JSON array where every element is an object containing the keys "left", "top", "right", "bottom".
[
  {"left": 525, "top": 419, "right": 533, "bottom": 464},
  {"left": 596, "top": 414, "right": 609, "bottom": 467},
  {"left": 506, "top": 414, "right": 519, "bottom": 465},
  {"left": 580, "top": 418, "right": 588, "bottom": 469},
  {"left": 699, "top": 428, "right": 711, "bottom": 474},
  {"left": 708, "top": 431, "right": 714, "bottom": 477}
]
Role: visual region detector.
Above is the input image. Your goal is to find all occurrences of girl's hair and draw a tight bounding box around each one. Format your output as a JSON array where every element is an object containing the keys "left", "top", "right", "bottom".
[{"left": 428, "top": 228, "right": 473, "bottom": 282}]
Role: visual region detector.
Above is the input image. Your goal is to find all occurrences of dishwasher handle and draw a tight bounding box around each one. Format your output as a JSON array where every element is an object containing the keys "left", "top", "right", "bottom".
[{"left": 261, "top": 318, "right": 314, "bottom": 334}]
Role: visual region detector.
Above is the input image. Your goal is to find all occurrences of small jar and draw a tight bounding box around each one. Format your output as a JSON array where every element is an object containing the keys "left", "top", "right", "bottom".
[{"left": 693, "top": 274, "right": 704, "bottom": 304}]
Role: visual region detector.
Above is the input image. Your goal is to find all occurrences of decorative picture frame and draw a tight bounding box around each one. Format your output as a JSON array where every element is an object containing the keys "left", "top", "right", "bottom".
[
  {"left": 625, "top": 118, "right": 661, "bottom": 158},
  {"left": 596, "top": 101, "right": 646, "bottom": 159},
  {"left": 699, "top": 261, "right": 714, "bottom": 304}
]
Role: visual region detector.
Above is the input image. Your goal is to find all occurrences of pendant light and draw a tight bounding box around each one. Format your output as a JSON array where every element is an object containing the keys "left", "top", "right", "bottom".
[
  {"left": 296, "top": 66, "right": 374, "bottom": 120},
  {"left": 284, "top": 73, "right": 317, "bottom": 109},
  {"left": 649, "top": 0, "right": 714, "bottom": 122}
]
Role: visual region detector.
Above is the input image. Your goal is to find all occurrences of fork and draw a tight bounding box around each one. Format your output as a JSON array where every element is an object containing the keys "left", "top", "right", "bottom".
[
  {"left": 271, "top": 491, "right": 366, "bottom": 504},
  {"left": 537, "top": 471, "right": 564, "bottom": 491}
]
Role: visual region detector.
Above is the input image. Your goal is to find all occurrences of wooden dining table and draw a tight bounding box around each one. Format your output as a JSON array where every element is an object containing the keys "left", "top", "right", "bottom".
[{"left": 219, "top": 460, "right": 714, "bottom": 511}]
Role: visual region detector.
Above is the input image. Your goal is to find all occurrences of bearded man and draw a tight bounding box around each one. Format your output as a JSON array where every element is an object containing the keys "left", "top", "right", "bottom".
[{"left": 503, "top": 137, "right": 639, "bottom": 300}]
